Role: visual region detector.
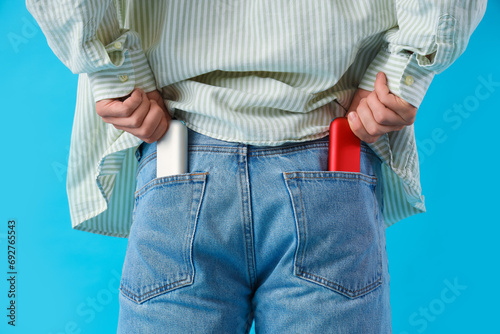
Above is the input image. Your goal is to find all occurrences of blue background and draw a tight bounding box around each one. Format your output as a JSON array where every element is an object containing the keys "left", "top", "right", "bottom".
[{"left": 1, "top": 2, "right": 499, "bottom": 333}]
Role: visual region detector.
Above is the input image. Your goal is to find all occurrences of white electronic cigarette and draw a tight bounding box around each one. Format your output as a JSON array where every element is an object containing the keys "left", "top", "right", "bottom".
[{"left": 156, "top": 120, "right": 188, "bottom": 178}]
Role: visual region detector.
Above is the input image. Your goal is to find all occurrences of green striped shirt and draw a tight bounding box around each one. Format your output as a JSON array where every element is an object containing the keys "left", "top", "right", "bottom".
[{"left": 27, "top": 0, "right": 486, "bottom": 237}]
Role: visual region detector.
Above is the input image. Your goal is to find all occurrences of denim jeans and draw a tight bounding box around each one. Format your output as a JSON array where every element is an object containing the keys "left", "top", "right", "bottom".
[{"left": 117, "top": 128, "right": 391, "bottom": 333}]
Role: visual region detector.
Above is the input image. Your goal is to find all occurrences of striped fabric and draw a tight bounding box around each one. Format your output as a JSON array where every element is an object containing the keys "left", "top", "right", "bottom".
[{"left": 27, "top": 0, "right": 486, "bottom": 237}]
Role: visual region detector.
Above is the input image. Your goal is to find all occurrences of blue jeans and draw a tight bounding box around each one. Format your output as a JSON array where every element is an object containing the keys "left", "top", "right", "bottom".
[{"left": 117, "top": 129, "right": 391, "bottom": 333}]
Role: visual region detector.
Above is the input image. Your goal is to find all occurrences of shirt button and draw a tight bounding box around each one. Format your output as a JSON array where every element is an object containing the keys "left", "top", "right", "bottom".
[
  {"left": 114, "top": 42, "right": 122, "bottom": 49},
  {"left": 118, "top": 74, "right": 128, "bottom": 82},
  {"left": 405, "top": 75, "right": 415, "bottom": 86}
]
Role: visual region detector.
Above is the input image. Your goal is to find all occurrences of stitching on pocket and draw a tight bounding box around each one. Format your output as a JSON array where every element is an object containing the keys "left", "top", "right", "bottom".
[
  {"left": 135, "top": 172, "right": 209, "bottom": 199},
  {"left": 297, "top": 270, "right": 383, "bottom": 297},
  {"left": 120, "top": 276, "right": 193, "bottom": 304}
]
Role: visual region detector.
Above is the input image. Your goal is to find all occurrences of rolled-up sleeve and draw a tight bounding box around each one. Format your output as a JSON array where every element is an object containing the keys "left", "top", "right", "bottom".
[
  {"left": 26, "top": 0, "right": 157, "bottom": 102},
  {"left": 359, "top": 0, "right": 487, "bottom": 108}
]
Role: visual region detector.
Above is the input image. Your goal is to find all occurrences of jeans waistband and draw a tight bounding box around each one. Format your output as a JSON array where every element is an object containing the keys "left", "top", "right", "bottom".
[
  {"left": 187, "top": 128, "right": 330, "bottom": 147},
  {"left": 136, "top": 127, "right": 371, "bottom": 162}
]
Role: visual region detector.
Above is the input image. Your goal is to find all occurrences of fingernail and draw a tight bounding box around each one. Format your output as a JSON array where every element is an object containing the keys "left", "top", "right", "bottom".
[{"left": 348, "top": 112, "right": 356, "bottom": 121}]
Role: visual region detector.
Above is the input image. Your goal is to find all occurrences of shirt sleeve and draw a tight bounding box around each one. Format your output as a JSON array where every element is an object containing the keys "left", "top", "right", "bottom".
[
  {"left": 358, "top": 0, "right": 487, "bottom": 108},
  {"left": 26, "top": 0, "right": 157, "bottom": 102}
]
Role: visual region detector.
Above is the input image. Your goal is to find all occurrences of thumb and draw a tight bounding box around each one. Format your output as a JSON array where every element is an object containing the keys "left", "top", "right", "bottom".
[{"left": 374, "top": 72, "right": 390, "bottom": 99}]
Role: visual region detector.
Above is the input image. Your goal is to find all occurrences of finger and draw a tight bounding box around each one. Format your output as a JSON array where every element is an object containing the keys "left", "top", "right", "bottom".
[
  {"left": 374, "top": 72, "right": 399, "bottom": 109},
  {"left": 149, "top": 91, "right": 171, "bottom": 117},
  {"left": 146, "top": 89, "right": 163, "bottom": 105},
  {"left": 101, "top": 90, "right": 151, "bottom": 127},
  {"left": 143, "top": 111, "right": 170, "bottom": 143},
  {"left": 374, "top": 72, "right": 417, "bottom": 124},
  {"left": 121, "top": 88, "right": 144, "bottom": 113},
  {"left": 366, "top": 91, "right": 407, "bottom": 127},
  {"left": 130, "top": 99, "right": 165, "bottom": 141},
  {"left": 347, "top": 109, "right": 378, "bottom": 144},
  {"left": 355, "top": 98, "right": 404, "bottom": 143},
  {"left": 96, "top": 88, "right": 143, "bottom": 118},
  {"left": 112, "top": 99, "right": 162, "bottom": 140},
  {"left": 349, "top": 100, "right": 381, "bottom": 143}
]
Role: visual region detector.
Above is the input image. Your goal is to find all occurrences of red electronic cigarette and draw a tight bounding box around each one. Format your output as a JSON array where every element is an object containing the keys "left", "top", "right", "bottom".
[{"left": 328, "top": 117, "right": 360, "bottom": 172}]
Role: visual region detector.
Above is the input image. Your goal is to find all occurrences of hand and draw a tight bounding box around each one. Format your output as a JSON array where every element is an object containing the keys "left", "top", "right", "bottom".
[
  {"left": 96, "top": 88, "right": 172, "bottom": 143},
  {"left": 346, "top": 72, "right": 417, "bottom": 143}
]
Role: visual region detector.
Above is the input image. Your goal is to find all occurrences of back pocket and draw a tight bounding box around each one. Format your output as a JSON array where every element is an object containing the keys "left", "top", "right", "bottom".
[
  {"left": 283, "top": 170, "right": 383, "bottom": 299},
  {"left": 119, "top": 172, "right": 208, "bottom": 304}
]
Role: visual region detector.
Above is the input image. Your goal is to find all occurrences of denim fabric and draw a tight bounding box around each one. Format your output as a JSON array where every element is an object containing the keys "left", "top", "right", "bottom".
[{"left": 117, "top": 129, "right": 391, "bottom": 333}]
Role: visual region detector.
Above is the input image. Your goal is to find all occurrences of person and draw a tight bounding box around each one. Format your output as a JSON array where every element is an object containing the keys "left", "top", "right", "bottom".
[{"left": 27, "top": 1, "right": 487, "bottom": 332}]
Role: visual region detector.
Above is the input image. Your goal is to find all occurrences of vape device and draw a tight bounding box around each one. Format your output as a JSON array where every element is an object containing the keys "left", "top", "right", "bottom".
[
  {"left": 328, "top": 117, "right": 360, "bottom": 172},
  {"left": 156, "top": 119, "right": 188, "bottom": 178}
]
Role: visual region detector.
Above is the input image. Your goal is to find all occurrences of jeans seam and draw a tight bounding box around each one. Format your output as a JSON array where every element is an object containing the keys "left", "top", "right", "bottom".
[
  {"left": 297, "top": 180, "right": 308, "bottom": 271},
  {"left": 249, "top": 142, "right": 374, "bottom": 157},
  {"left": 285, "top": 173, "right": 377, "bottom": 185},
  {"left": 374, "top": 173, "right": 385, "bottom": 290},
  {"left": 189, "top": 173, "right": 208, "bottom": 291},
  {"left": 183, "top": 179, "right": 195, "bottom": 277},
  {"left": 189, "top": 147, "right": 242, "bottom": 154},
  {"left": 239, "top": 148, "right": 257, "bottom": 290}
]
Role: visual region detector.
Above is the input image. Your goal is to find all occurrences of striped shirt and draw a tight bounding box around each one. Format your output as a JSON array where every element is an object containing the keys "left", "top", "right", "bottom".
[{"left": 27, "top": 0, "right": 486, "bottom": 237}]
